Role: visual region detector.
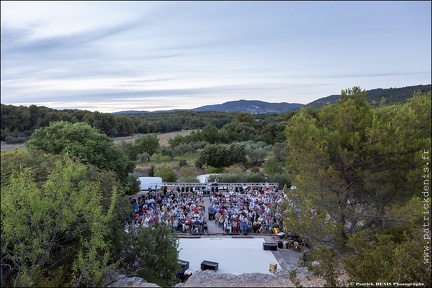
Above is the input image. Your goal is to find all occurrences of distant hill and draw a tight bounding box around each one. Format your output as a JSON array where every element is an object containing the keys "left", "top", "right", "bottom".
[
  {"left": 306, "top": 84, "right": 431, "bottom": 108},
  {"left": 192, "top": 99, "right": 303, "bottom": 114},
  {"left": 113, "top": 100, "right": 303, "bottom": 115},
  {"left": 113, "top": 84, "right": 431, "bottom": 114}
]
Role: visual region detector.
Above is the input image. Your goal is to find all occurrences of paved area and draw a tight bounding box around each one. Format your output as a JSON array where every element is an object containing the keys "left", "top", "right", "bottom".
[
  {"left": 178, "top": 237, "right": 279, "bottom": 274},
  {"left": 203, "top": 195, "right": 224, "bottom": 234}
]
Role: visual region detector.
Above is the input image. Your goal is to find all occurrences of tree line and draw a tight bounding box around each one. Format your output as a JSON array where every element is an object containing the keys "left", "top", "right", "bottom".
[
  {"left": 0, "top": 104, "right": 237, "bottom": 142},
  {"left": 0, "top": 103, "right": 301, "bottom": 146}
]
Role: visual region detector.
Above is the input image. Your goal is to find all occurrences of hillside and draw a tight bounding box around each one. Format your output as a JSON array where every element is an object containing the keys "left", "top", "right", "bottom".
[
  {"left": 306, "top": 84, "right": 431, "bottom": 108},
  {"left": 114, "top": 84, "right": 431, "bottom": 114},
  {"left": 192, "top": 99, "right": 303, "bottom": 114}
]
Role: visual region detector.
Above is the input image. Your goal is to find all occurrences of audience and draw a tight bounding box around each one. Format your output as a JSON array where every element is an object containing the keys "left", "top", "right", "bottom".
[{"left": 125, "top": 185, "right": 288, "bottom": 236}]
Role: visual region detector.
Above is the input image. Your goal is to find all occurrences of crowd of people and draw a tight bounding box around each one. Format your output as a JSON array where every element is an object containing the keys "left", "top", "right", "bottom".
[
  {"left": 124, "top": 184, "right": 289, "bottom": 237},
  {"left": 125, "top": 189, "right": 208, "bottom": 235},
  {"left": 207, "top": 186, "right": 286, "bottom": 235}
]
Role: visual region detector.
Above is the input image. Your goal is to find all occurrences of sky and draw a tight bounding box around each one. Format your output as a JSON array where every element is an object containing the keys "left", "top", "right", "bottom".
[{"left": 1, "top": 1, "right": 431, "bottom": 113}]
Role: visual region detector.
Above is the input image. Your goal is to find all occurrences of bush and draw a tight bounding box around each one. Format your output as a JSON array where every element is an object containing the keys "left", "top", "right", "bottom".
[
  {"left": 216, "top": 174, "right": 243, "bottom": 183},
  {"left": 5, "top": 135, "right": 27, "bottom": 144},
  {"left": 137, "top": 152, "right": 150, "bottom": 163},
  {"left": 266, "top": 174, "right": 290, "bottom": 189},
  {"left": 155, "top": 165, "right": 177, "bottom": 182},
  {"left": 179, "top": 159, "right": 188, "bottom": 167},
  {"left": 120, "top": 223, "right": 180, "bottom": 287},
  {"left": 243, "top": 173, "right": 266, "bottom": 182}
]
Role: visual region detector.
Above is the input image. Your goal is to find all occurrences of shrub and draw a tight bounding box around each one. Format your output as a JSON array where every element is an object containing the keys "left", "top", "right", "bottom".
[{"left": 5, "top": 135, "right": 27, "bottom": 144}]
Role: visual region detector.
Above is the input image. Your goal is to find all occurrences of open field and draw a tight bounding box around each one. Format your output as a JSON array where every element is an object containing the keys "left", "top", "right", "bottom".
[
  {"left": 112, "top": 130, "right": 193, "bottom": 146},
  {"left": 1, "top": 130, "right": 194, "bottom": 151}
]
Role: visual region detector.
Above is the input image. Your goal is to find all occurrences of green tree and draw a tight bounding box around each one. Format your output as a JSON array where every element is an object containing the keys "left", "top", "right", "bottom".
[
  {"left": 284, "top": 88, "right": 431, "bottom": 285},
  {"left": 120, "top": 224, "right": 180, "bottom": 287},
  {"left": 134, "top": 134, "right": 161, "bottom": 158},
  {"left": 201, "top": 124, "right": 219, "bottom": 144},
  {"left": 117, "top": 140, "right": 139, "bottom": 161},
  {"left": 154, "top": 165, "right": 177, "bottom": 182},
  {"left": 272, "top": 142, "right": 290, "bottom": 163},
  {"left": 343, "top": 195, "right": 431, "bottom": 285},
  {"left": 344, "top": 228, "right": 430, "bottom": 284},
  {"left": 161, "top": 147, "right": 175, "bottom": 160},
  {"left": 1, "top": 156, "right": 117, "bottom": 287},
  {"left": 228, "top": 142, "right": 247, "bottom": 165},
  {"left": 197, "top": 144, "right": 230, "bottom": 168},
  {"left": 25, "top": 121, "right": 134, "bottom": 186},
  {"left": 262, "top": 158, "right": 284, "bottom": 175}
]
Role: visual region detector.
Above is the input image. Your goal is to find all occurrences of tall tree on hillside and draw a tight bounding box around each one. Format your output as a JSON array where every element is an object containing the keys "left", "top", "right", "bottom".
[{"left": 284, "top": 88, "right": 430, "bottom": 249}]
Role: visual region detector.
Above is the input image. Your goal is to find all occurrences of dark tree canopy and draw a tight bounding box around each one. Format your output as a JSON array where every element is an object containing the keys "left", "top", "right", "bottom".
[{"left": 25, "top": 121, "right": 134, "bottom": 186}]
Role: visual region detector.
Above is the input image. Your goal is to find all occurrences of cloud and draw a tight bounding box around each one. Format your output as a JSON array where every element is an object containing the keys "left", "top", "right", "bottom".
[{"left": 1, "top": 2, "right": 430, "bottom": 113}]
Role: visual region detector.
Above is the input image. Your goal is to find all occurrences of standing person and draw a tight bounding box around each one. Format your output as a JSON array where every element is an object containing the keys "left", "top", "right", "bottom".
[
  {"left": 208, "top": 205, "right": 214, "bottom": 221},
  {"left": 241, "top": 217, "right": 248, "bottom": 235},
  {"left": 214, "top": 211, "right": 221, "bottom": 225},
  {"left": 200, "top": 199, "right": 206, "bottom": 212},
  {"left": 235, "top": 218, "right": 241, "bottom": 234}
]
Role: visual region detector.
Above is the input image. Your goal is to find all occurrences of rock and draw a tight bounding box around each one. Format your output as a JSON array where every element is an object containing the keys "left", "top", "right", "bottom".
[{"left": 103, "top": 270, "right": 160, "bottom": 287}]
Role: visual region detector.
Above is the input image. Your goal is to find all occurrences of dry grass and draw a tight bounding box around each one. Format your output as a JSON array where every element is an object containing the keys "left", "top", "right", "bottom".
[
  {"left": 112, "top": 130, "right": 193, "bottom": 147},
  {"left": 157, "top": 130, "right": 193, "bottom": 146},
  {"left": 2, "top": 130, "right": 194, "bottom": 151}
]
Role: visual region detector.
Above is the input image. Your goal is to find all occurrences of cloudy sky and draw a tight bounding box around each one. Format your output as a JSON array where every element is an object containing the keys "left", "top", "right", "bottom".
[{"left": 1, "top": 1, "right": 431, "bottom": 113}]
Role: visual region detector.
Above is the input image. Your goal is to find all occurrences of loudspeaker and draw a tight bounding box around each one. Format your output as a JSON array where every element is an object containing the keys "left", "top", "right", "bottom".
[{"left": 269, "top": 263, "right": 277, "bottom": 273}]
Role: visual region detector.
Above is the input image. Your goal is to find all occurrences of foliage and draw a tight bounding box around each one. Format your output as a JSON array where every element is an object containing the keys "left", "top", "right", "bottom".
[
  {"left": 214, "top": 173, "right": 243, "bottom": 183},
  {"left": 1, "top": 149, "right": 122, "bottom": 213},
  {"left": 221, "top": 112, "right": 261, "bottom": 142},
  {"left": 117, "top": 140, "right": 139, "bottom": 161},
  {"left": 179, "top": 159, "right": 188, "bottom": 167},
  {"left": 284, "top": 88, "right": 431, "bottom": 286},
  {"left": 4, "top": 135, "right": 28, "bottom": 144},
  {"left": 344, "top": 228, "right": 430, "bottom": 284},
  {"left": 178, "top": 166, "right": 201, "bottom": 180},
  {"left": 224, "top": 163, "right": 246, "bottom": 174},
  {"left": 161, "top": 147, "right": 175, "bottom": 160},
  {"left": 272, "top": 142, "right": 290, "bottom": 163},
  {"left": 289, "top": 269, "right": 303, "bottom": 288},
  {"left": 304, "top": 245, "right": 342, "bottom": 287},
  {"left": 154, "top": 165, "right": 177, "bottom": 182},
  {"left": 284, "top": 88, "right": 430, "bottom": 249},
  {"left": 134, "top": 134, "right": 161, "bottom": 158},
  {"left": 137, "top": 152, "right": 150, "bottom": 164},
  {"left": 262, "top": 158, "right": 284, "bottom": 175},
  {"left": 119, "top": 224, "right": 180, "bottom": 287},
  {"left": 342, "top": 195, "right": 431, "bottom": 284},
  {"left": 197, "top": 143, "right": 247, "bottom": 168},
  {"left": 25, "top": 121, "right": 134, "bottom": 186},
  {"left": 307, "top": 84, "right": 431, "bottom": 108},
  {"left": 127, "top": 172, "right": 141, "bottom": 195},
  {"left": 1, "top": 155, "right": 117, "bottom": 287},
  {"left": 202, "top": 165, "right": 225, "bottom": 174},
  {"left": 266, "top": 173, "right": 291, "bottom": 189},
  {"left": 200, "top": 123, "right": 220, "bottom": 143}
]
